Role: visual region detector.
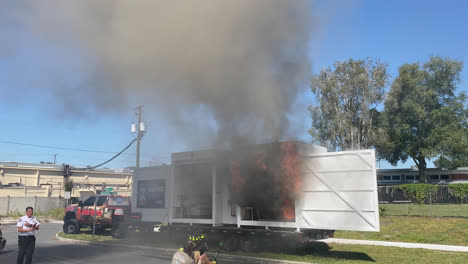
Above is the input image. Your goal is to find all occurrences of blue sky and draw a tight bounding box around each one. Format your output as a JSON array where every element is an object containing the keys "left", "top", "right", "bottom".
[
  {"left": 309, "top": 0, "right": 468, "bottom": 168},
  {"left": 0, "top": 1, "right": 467, "bottom": 169},
  {"left": 312, "top": 0, "right": 468, "bottom": 78}
]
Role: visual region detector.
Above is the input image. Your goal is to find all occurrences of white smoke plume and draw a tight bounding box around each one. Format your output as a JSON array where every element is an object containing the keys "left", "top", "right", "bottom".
[{"left": 1, "top": 0, "right": 315, "bottom": 148}]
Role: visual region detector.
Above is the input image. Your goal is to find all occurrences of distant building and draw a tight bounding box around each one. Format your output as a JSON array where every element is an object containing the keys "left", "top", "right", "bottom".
[
  {"left": 0, "top": 162, "right": 133, "bottom": 198},
  {"left": 377, "top": 167, "right": 468, "bottom": 185}
]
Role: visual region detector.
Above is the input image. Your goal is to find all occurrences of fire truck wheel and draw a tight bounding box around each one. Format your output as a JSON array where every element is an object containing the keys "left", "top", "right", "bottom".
[{"left": 63, "top": 219, "right": 80, "bottom": 234}]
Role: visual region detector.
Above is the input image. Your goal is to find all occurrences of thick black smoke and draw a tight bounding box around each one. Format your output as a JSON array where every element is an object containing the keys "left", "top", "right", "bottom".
[{"left": 2, "top": 0, "right": 314, "bottom": 148}]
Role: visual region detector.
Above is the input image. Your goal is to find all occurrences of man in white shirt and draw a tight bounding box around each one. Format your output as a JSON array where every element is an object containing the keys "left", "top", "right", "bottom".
[{"left": 17, "top": 206, "right": 40, "bottom": 264}]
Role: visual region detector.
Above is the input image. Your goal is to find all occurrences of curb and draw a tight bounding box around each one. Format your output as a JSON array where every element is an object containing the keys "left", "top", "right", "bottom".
[{"left": 55, "top": 232, "right": 315, "bottom": 264}]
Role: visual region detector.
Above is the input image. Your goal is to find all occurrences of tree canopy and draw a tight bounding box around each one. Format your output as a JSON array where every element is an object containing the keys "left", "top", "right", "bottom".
[
  {"left": 309, "top": 58, "right": 389, "bottom": 151},
  {"left": 378, "top": 56, "right": 467, "bottom": 182},
  {"left": 433, "top": 101, "right": 468, "bottom": 169}
]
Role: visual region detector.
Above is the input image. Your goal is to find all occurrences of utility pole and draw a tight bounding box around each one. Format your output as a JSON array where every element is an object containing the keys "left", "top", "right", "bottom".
[
  {"left": 53, "top": 154, "right": 57, "bottom": 164},
  {"left": 136, "top": 105, "right": 144, "bottom": 168}
]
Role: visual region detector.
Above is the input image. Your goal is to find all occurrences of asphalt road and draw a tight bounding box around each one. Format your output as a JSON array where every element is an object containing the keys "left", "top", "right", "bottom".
[{"left": 0, "top": 223, "right": 171, "bottom": 264}]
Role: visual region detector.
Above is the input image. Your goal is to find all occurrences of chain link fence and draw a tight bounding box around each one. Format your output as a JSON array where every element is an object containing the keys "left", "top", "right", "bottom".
[{"left": 378, "top": 185, "right": 468, "bottom": 217}]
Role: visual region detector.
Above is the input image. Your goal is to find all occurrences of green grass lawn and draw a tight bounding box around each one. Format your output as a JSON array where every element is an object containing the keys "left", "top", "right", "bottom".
[
  {"left": 239, "top": 243, "right": 468, "bottom": 264},
  {"left": 59, "top": 229, "right": 120, "bottom": 243},
  {"left": 335, "top": 216, "right": 468, "bottom": 246},
  {"left": 58, "top": 231, "right": 468, "bottom": 264},
  {"left": 380, "top": 203, "right": 468, "bottom": 217}
]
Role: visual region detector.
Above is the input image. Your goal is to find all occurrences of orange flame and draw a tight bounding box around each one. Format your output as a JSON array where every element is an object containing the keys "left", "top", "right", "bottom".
[
  {"left": 280, "top": 142, "right": 301, "bottom": 220},
  {"left": 280, "top": 142, "right": 302, "bottom": 194},
  {"left": 230, "top": 160, "right": 245, "bottom": 192},
  {"left": 256, "top": 156, "right": 267, "bottom": 172},
  {"left": 282, "top": 199, "right": 295, "bottom": 220}
]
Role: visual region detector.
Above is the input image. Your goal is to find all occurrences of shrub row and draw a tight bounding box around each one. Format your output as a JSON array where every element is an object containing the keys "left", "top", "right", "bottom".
[{"left": 378, "top": 183, "right": 468, "bottom": 204}]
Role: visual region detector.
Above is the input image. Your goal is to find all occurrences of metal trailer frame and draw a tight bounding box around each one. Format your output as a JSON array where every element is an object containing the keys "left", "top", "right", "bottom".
[{"left": 132, "top": 142, "right": 379, "bottom": 233}]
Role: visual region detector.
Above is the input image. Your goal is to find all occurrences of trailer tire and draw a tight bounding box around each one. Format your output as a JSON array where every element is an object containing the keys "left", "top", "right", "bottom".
[
  {"left": 111, "top": 224, "right": 127, "bottom": 239},
  {"left": 240, "top": 237, "right": 258, "bottom": 252},
  {"left": 306, "top": 241, "right": 330, "bottom": 252},
  {"left": 63, "top": 219, "right": 80, "bottom": 234},
  {"left": 138, "top": 224, "right": 153, "bottom": 234},
  {"left": 224, "top": 236, "right": 240, "bottom": 251}
]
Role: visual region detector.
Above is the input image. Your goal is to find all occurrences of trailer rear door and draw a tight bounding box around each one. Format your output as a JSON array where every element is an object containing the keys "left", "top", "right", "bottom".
[{"left": 298, "top": 149, "right": 379, "bottom": 232}]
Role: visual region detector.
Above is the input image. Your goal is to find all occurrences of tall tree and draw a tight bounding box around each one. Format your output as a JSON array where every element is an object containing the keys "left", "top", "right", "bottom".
[
  {"left": 378, "top": 57, "right": 467, "bottom": 182},
  {"left": 309, "top": 58, "right": 389, "bottom": 151},
  {"left": 433, "top": 95, "right": 468, "bottom": 169},
  {"left": 435, "top": 126, "right": 468, "bottom": 168}
]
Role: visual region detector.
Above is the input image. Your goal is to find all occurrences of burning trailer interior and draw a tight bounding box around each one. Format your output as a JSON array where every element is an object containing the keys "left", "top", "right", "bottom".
[
  {"left": 168, "top": 141, "right": 321, "bottom": 225},
  {"left": 229, "top": 142, "right": 303, "bottom": 222}
]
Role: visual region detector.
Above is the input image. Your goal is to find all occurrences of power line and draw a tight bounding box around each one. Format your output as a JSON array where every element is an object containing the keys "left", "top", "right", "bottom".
[
  {"left": 85, "top": 138, "right": 137, "bottom": 170},
  {"left": 0, "top": 140, "right": 135, "bottom": 155}
]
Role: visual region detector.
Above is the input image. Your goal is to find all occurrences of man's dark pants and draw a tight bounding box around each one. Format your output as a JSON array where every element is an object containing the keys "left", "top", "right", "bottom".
[{"left": 17, "top": 235, "right": 35, "bottom": 264}]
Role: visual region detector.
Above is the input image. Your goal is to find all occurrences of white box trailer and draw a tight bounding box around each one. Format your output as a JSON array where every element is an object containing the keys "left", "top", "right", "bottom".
[{"left": 131, "top": 141, "right": 379, "bottom": 250}]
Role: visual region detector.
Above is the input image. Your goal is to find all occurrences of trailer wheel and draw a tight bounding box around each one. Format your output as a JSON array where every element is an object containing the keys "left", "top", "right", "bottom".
[
  {"left": 139, "top": 224, "right": 154, "bottom": 234},
  {"left": 224, "top": 236, "right": 240, "bottom": 251},
  {"left": 111, "top": 224, "right": 127, "bottom": 239},
  {"left": 63, "top": 219, "right": 80, "bottom": 234},
  {"left": 240, "top": 237, "right": 258, "bottom": 252},
  {"left": 306, "top": 241, "right": 330, "bottom": 252}
]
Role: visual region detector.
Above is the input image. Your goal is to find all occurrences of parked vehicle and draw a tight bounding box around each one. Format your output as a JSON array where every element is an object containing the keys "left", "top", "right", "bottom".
[
  {"left": 125, "top": 141, "right": 380, "bottom": 251},
  {"left": 63, "top": 195, "right": 140, "bottom": 238}
]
